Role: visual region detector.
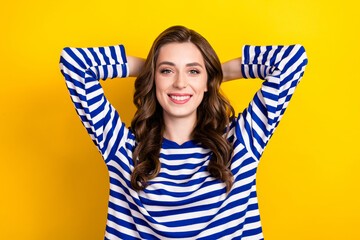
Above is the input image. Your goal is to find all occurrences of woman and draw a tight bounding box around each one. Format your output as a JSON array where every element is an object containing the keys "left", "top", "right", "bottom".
[{"left": 59, "top": 25, "right": 307, "bottom": 239}]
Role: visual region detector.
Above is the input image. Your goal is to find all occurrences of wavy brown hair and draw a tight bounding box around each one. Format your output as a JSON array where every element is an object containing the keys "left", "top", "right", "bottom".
[{"left": 130, "top": 26, "right": 235, "bottom": 192}]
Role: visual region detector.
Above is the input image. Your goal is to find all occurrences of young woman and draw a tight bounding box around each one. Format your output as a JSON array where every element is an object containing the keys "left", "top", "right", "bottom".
[{"left": 59, "top": 26, "right": 308, "bottom": 239}]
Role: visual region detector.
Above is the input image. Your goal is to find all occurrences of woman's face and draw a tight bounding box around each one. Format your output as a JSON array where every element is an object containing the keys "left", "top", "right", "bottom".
[{"left": 155, "top": 42, "right": 208, "bottom": 123}]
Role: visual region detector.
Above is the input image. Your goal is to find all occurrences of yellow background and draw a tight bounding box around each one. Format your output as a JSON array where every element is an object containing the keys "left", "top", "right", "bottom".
[{"left": 1, "top": 0, "right": 359, "bottom": 239}]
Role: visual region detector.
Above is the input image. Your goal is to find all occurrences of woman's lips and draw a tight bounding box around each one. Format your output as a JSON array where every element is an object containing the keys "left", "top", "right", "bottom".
[{"left": 168, "top": 94, "right": 192, "bottom": 104}]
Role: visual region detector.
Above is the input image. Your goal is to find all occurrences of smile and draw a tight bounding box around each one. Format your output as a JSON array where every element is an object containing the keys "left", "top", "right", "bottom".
[{"left": 168, "top": 94, "right": 192, "bottom": 104}]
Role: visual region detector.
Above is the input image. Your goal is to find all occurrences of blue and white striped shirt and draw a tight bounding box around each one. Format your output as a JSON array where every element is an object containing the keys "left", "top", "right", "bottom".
[{"left": 59, "top": 44, "right": 308, "bottom": 239}]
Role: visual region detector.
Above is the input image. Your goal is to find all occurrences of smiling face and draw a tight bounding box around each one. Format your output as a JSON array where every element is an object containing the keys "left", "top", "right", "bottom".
[{"left": 155, "top": 42, "right": 208, "bottom": 123}]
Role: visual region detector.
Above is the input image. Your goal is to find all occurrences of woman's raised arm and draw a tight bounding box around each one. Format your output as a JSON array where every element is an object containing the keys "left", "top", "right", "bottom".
[
  {"left": 232, "top": 45, "right": 308, "bottom": 161},
  {"left": 127, "top": 56, "right": 145, "bottom": 77},
  {"left": 221, "top": 57, "right": 243, "bottom": 82},
  {"left": 59, "top": 45, "right": 131, "bottom": 162}
]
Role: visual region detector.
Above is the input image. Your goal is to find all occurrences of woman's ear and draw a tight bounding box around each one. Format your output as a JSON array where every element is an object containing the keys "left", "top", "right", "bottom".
[{"left": 205, "top": 79, "right": 209, "bottom": 92}]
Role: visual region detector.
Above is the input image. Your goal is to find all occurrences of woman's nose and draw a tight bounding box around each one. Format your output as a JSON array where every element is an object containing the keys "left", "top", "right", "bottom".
[{"left": 173, "top": 72, "right": 188, "bottom": 89}]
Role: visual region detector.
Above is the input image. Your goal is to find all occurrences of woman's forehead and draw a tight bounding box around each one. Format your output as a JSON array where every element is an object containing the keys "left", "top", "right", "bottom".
[{"left": 156, "top": 42, "right": 205, "bottom": 66}]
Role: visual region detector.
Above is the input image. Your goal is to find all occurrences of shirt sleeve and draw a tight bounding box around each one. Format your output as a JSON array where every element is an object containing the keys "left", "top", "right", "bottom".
[
  {"left": 59, "top": 45, "right": 130, "bottom": 162},
  {"left": 234, "top": 44, "right": 308, "bottom": 161}
]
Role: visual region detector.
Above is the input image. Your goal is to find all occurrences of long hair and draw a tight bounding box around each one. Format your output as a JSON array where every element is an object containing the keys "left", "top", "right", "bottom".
[{"left": 130, "top": 26, "right": 235, "bottom": 192}]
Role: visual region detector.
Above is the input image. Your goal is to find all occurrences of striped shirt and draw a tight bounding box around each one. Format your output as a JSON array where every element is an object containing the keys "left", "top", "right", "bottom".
[{"left": 59, "top": 44, "right": 308, "bottom": 239}]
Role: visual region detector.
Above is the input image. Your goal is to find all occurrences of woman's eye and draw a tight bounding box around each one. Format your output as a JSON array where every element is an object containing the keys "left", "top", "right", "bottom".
[
  {"left": 189, "top": 69, "right": 200, "bottom": 74},
  {"left": 160, "top": 69, "right": 172, "bottom": 74}
]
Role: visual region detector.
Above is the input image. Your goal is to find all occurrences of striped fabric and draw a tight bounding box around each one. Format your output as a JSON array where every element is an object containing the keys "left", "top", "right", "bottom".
[{"left": 59, "top": 44, "right": 308, "bottom": 239}]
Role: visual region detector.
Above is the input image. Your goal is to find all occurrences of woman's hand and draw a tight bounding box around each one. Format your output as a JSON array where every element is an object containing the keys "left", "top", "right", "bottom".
[
  {"left": 127, "top": 56, "right": 146, "bottom": 77},
  {"left": 221, "top": 57, "right": 243, "bottom": 82}
]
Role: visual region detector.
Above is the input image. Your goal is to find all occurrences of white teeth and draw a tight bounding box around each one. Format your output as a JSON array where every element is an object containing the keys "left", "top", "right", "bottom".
[{"left": 169, "top": 95, "right": 191, "bottom": 101}]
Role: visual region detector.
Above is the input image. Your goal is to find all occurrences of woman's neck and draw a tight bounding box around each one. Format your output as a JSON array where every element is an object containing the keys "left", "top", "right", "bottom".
[{"left": 162, "top": 114, "right": 196, "bottom": 145}]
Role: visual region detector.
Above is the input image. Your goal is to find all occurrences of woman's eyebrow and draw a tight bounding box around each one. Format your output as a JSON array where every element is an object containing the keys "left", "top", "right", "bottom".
[
  {"left": 157, "top": 61, "right": 175, "bottom": 67},
  {"left": 157, "top": 61, "right": 204, "bottom": 68},
  {"left": 186, "top": 62, "right": 204, "bottom": 68}
]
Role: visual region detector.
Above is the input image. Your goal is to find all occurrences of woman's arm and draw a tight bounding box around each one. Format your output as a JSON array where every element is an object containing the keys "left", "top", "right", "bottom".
[
  {"left": 233, "top": 44, "right": 308, "bottom": 161},
  {"left": 127, "top": 56, "right": 145, "bottom": 77},
  {"left": 221, "top": 57, "right": 243, "bottom": 82},
  {"left": 59, "top": 45, "right": 130, "bottom": 162}
]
